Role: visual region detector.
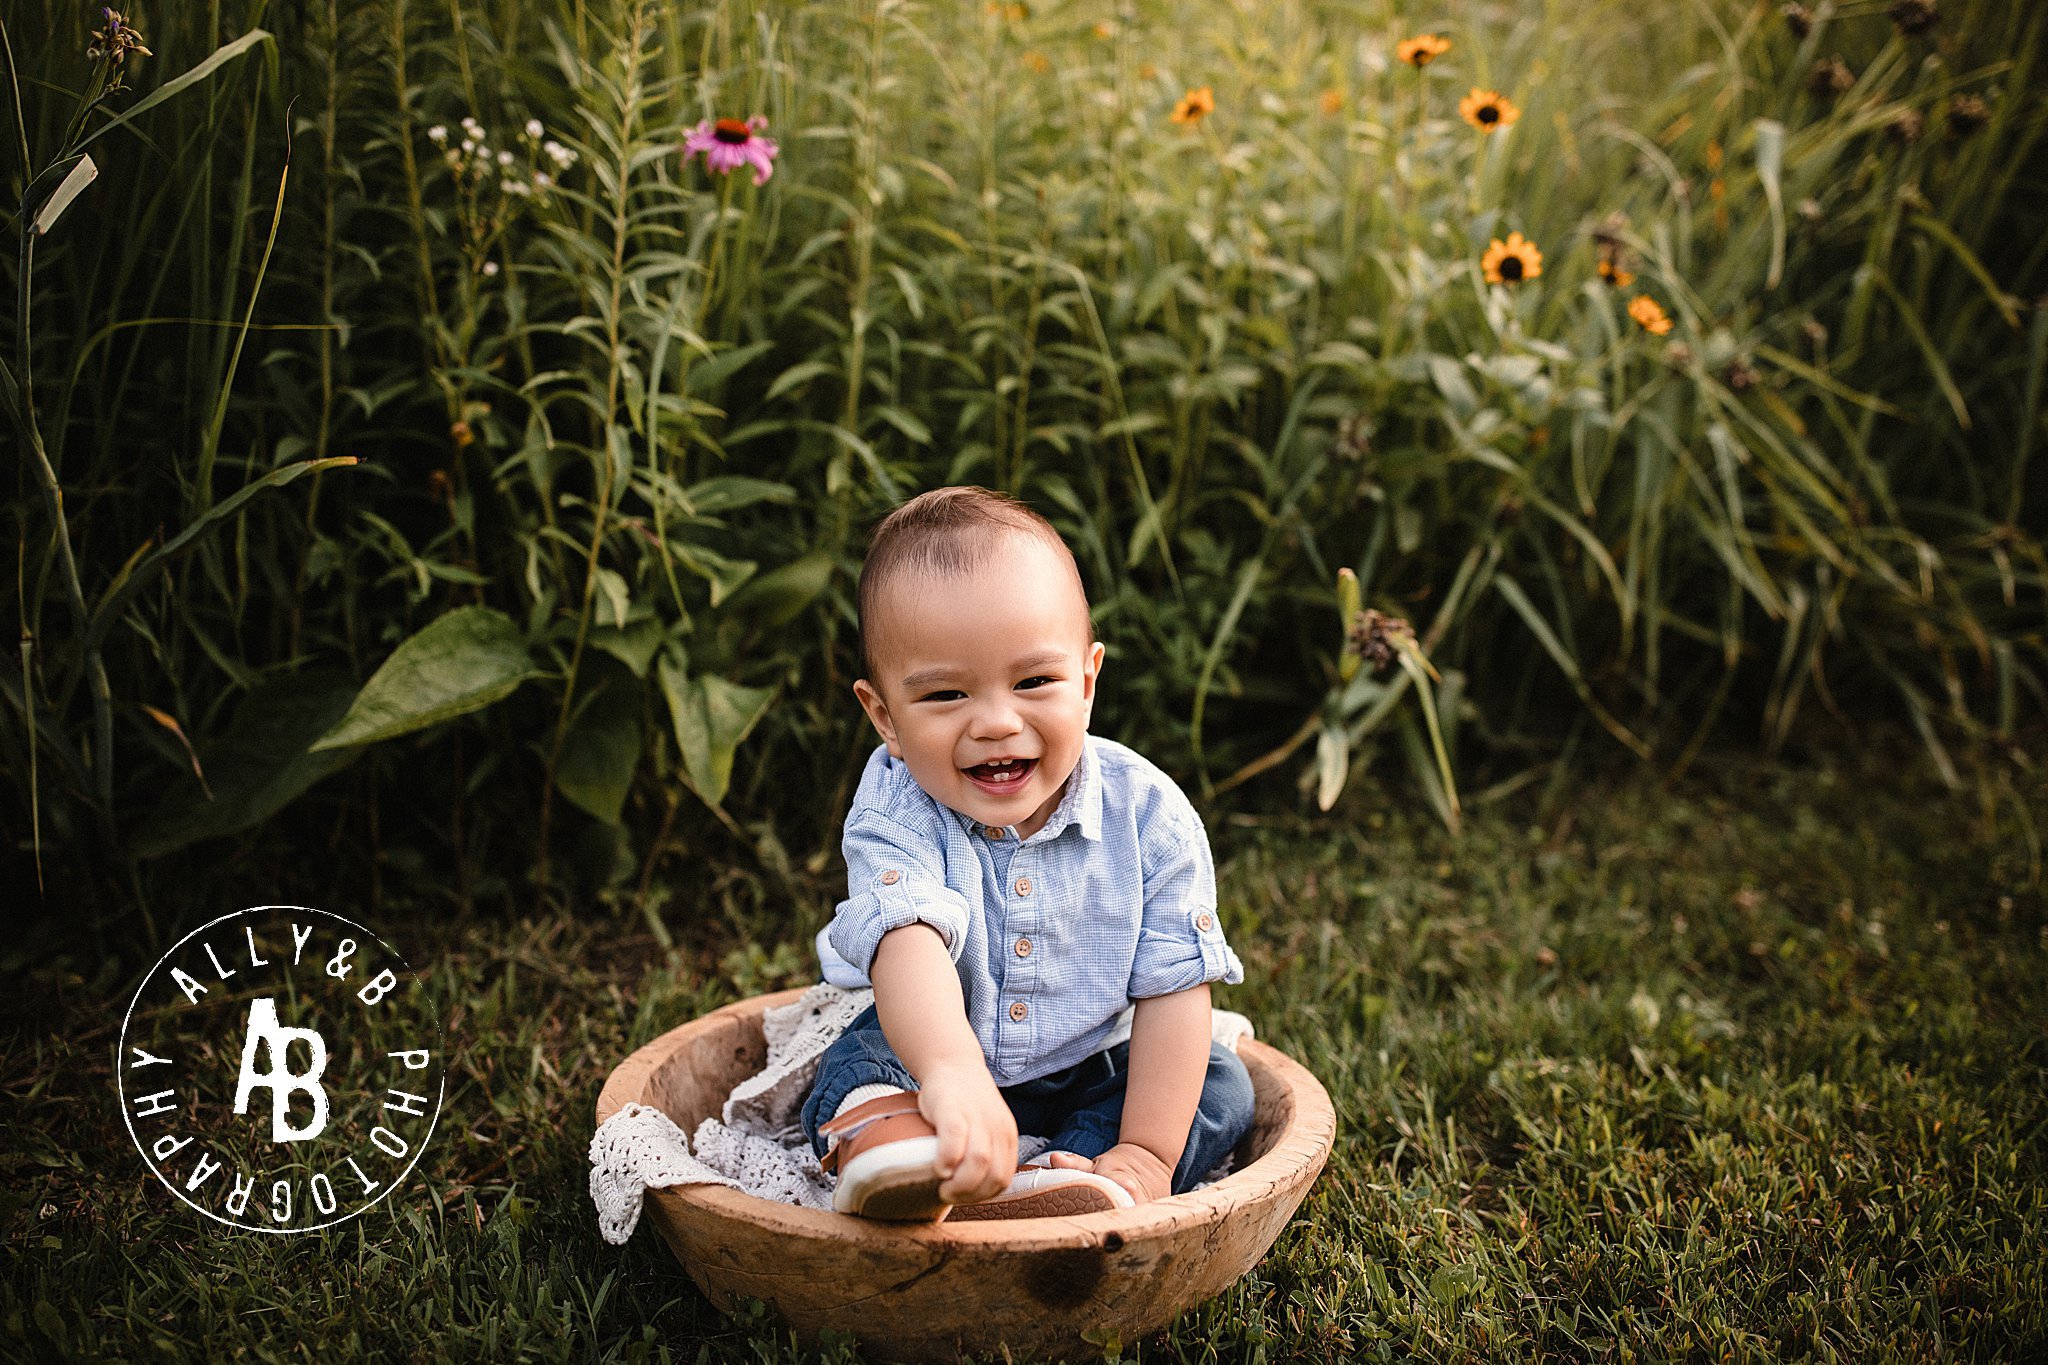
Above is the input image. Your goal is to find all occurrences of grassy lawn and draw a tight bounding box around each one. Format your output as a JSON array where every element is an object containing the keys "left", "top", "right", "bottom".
[{"left": 6, "top": 742, "right": 2045, "bottom": 1361}]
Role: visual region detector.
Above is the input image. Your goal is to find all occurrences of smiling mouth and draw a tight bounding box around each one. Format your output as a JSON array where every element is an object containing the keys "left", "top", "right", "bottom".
[{"left": 964, "top": 757, "right": 1037, "bottom": 788}]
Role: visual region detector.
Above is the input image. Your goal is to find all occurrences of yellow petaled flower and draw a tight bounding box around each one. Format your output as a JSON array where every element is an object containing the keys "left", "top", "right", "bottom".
[
  {"left": 1318, "top": 88, "right": 1345, "bottom": 116},
  {"left": 1397, "top": 34, "right": 1452, "bottom": 68},
  {"left": 1022, "top": 50, "right": 1051, "bottom": 74},
  {"left": 1172, "top": 86, "right": 1215, "bottom": 126},
  {"left": 1481, "top": 232, "right": 1543, "bottom": 285},
  {"left": 1597, "top": 257, "right": 1636, "bottom": 288},
  {"left": 1459, "top": 88, "right": 1520, "bottom": 132},
  {"left": 1628, "top": 295, "right": 1674, "bottom": 335}
]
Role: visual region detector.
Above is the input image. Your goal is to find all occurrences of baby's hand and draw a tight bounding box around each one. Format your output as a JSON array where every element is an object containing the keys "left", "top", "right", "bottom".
[
  {"left": 1047, "top": 1142, "right": 1174, "bottom": 1204},
  {"left": 916, "top": 1062, "right": 1017, "bottom": 1205}
]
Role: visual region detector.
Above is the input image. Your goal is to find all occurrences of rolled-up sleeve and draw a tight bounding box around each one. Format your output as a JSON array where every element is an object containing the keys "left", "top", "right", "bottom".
[
  {"left": 1126, "top": 809, "right": 1243, "bottom": 999},
  {"left": 827, "top": 813, "right": 972, "bottom": 977}
]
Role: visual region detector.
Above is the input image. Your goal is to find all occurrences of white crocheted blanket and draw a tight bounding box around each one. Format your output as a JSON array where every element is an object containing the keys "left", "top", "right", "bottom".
[{"left": 589, "top": 983, "right": 1253, "bottom": 1245}]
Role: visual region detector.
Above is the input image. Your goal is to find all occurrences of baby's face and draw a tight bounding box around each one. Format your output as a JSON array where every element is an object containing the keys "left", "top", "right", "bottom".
[{"left": 854, "top": 536, "right": 1104, "bottom": 840}]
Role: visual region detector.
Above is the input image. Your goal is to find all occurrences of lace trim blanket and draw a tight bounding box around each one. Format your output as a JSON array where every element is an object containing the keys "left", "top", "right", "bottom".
[{"left": 589, "top": 983, "right": 1253, "bottom": 1245}]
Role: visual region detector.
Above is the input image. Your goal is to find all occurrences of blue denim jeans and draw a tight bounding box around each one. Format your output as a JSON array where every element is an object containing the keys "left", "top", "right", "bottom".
[{"left": 799, "top": 1005, "right": 1257, "bottom": 1195}]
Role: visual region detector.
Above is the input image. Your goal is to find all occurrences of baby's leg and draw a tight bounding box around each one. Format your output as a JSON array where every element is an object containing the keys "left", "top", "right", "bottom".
[
  {"left": 1045, "top": 1041, "right": 1256, "bottom": 1194},
  {"left": 798, "top": 1004, "right": 918, "bottom": 1157}
]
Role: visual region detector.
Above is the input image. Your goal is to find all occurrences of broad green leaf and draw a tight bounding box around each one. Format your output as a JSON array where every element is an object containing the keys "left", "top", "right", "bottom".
[
  {"left": 311, "top": 607, "right": 541, "bottom": 750},
  {"left": 659, "top": 655, "right": 774, "bottom": 808},
  {"left": 131, "top": 671, "right": 362, "bottom": 859},
  {"left": 555, "top": 685, "right": 643, "bottom": 824},
  {"left": 718, "top": 551, "right": 834, "bottom": 630},
  {"left": 589, "top": 615, "right": 667, "bottom": 678}
]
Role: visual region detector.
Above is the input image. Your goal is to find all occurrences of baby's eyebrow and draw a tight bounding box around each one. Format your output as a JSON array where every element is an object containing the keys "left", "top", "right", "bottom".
[{"left": 1008, "top": 649, "right": 1071, "bottom": 674}]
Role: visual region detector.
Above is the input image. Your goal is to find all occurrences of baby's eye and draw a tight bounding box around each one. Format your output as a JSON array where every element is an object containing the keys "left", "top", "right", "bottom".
[
  {"left": 919, "top": 689, "right": 966, "bottom": 703},
  {"left": 1015, "top": 676, "right": 1056, "bottom": 690}
]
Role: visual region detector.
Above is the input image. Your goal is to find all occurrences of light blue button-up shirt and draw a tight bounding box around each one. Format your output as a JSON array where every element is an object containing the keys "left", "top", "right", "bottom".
[{"left": 814, "top": 735, "right": 1244, "bottom": 1086}]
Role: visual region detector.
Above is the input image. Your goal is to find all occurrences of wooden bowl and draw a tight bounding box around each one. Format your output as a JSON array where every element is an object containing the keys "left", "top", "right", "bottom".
[{"left": 596, "top": 988, "right": 1335, "bottom": 1361}]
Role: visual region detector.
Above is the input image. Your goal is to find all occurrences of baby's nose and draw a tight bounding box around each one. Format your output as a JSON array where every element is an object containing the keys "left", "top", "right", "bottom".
[{"left": 969, "top": 696, "right": 1023, "bottom": 738}]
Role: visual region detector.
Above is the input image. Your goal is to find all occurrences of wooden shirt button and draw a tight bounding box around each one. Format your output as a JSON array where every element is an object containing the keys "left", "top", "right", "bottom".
[
  {"left": 1014, "top": 876, "right": 1032, "bottom": 897},
  {"left": 1014, "top": 937, "right": 1032, "bottom": 958},
  {"left": 1196, "top": 912, "right": 1215, "bottom": 932},
  {"left": 879, "top": 869, "right": 901, "bottom": 885},
  {"left": 1009, "top": 1001, "right": 1029, "bottom": 1022}
]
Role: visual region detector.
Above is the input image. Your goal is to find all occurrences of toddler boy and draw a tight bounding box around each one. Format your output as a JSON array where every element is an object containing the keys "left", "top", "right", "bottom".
[{"left": 800, "top": 486, "right": 1254, "bottom": 1220}]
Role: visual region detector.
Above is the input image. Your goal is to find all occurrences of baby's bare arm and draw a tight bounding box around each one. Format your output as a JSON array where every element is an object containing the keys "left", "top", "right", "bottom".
[
  {"left": 869, "top": 923, "right": 1015, "bottom": 1203},
  {"left": 1103, "top": 983, "right": 1212, "bottom": 1202}
]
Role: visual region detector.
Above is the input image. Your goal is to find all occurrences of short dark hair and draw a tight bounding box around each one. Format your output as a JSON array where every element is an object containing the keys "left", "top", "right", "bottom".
[{"left": 857, "top": 486, "right": 1090, "bottom": 682}]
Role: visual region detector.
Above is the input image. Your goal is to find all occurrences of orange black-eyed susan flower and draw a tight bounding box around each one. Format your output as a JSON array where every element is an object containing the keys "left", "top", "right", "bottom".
[
  {"left": 1171, "top": 86, "right": 1215, "bottom": 126},
  {"left": 1318, "top": 88, "right": 1345, "bottom": 116},
  {"left": 1481, "top": 232, "right": 1543, "bottom": 284},
  {"left": 1459, "top": 88, "right": 1519, "bottom": 132},
  {"left": 1397, "top": 34, "right": 1451, "bottom": 68},
  {"left": 1022, "top": 50, "right": 1051, "bottom": 74},
  {"left": 1597, "top": 256, "right": 1636, "bottom": 288},
  {"left": 1628, "top": 295, "right": 1673, "bottom": 335}
]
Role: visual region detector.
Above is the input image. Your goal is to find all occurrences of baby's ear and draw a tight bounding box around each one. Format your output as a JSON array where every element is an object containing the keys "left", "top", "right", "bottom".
[{"left": 852, "top": 678, "right": 901, "bottom": 755}]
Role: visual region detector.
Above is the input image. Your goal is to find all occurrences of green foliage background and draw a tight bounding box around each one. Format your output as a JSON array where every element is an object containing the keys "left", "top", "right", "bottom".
[{"left": 5, "top": 0, "right": 2044, "bottom": 917}]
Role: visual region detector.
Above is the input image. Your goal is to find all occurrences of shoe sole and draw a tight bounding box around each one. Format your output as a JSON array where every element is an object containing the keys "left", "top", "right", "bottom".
[
  {"left": 945, "top": 1185, "right": 1122, "bottom": 1221},
  {"left": 833, "top": 1136, "right": 950, "bottom": 1221}
]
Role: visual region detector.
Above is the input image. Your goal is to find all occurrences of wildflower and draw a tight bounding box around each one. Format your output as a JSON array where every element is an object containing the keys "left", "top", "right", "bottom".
[
  {"left": 543, "top": 140, "right": 577, "bottom": 169},
  {"left": 1887, "top": 108, "right": 1925, "bottom": 144},
  {"left": 1481, "top": 232, "right": 1543, "bottom": 285},
  {"left": 497, "top": 149, "right": 514, "bottom": 166},
  {"left": 1597, "top": 257, "right": 1636, "bottom": 288},
  {"left": 1627, "top": 295, "right": 1673, "bottom": 335},
  {"left": 534, "top": 172, "right": 554, "bottom": 191},
  {"left": 1318, "top": 88, "right": 1345, "bottom": 117},
  {"left": 1946, "top": 94, "right": 1988, "bottom": 138},
  {"left": 1808, "top": 55, "right": 1854, "bottom": 97},
  {"left": 448, "top": 423, "right": 474, "bottom": 450},
  {"left": 525, "top": 118, "right": 544, "bottom": 139},
  {"left": 462, "top": 116, "right": 484, "bottom": 137},
  {"left": 684, "top": 116, "right": 780, "bottom": 185},
  {"left": 1093, "top": 21, "right": 1115, "bottom": 39},
  {"left": 480, "top": 260, "right": 500, "bottom": 277},
  {"left": 1396, "top": 34, "right": 1451, "bottom": 68},
  {"left": 1781, "top": 3, "right": 1813, "bottom": 38},
  {"left": 427, "top": 125, "right": 449, "bottom": 144},
  {"left": 1171, "top": 86, "right": 1215, "bottom": 126},
  {"left": 1458, "top": 88, "right": 1519, "bottom": 133},
  {"left": 1022, "top": 50, "right": 1052, "bottom": 75},
  {"left": 86, "top": 8, "right": 151, "bottom": 65},
  {"left": 1888, "top": 0, "right": 1938, "bottom": 36},
  {"left": 986, "top": 2, "right": 1028, "bottom": 20},
  {"left": 1721, "top": 357, "right": 1758, "bottom": 391},
  {"left": 1345, "top": 609, "right": 1415, "bottom": 676}
]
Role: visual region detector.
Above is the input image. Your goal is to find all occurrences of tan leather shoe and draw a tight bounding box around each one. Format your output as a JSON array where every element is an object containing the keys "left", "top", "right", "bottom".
[{"left": 819, "top": 1092, "right": 949, "bottom": 1221}]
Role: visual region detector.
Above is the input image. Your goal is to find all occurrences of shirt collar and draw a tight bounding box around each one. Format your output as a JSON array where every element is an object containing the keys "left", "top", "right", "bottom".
[{"left": 952, "top": 736, "right": 1103, "bottom": 844}]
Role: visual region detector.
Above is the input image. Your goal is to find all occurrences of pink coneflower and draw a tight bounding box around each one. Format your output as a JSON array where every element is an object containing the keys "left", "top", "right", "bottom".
[{"left": 685, "top": 116, "right": 779, "bottom": 186}]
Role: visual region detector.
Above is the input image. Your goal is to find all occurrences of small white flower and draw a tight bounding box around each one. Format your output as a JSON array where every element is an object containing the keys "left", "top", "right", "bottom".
[
  {"left": 462, "top": 116, "right": 483, "bottom": 135},
  {"left": 525, "top": 118, "right": 544, "bottom": 138},
  {"left": 427, "top": 124, "right": 448, "bottom": 143},
  {"left": 534, "top": 172, "right": 554, "bottom": 190},
  {"left": 502, "top": 179, "right": 531, "bottom": 196},
  {"left": 497, "top": 149, "right": 514, "bottom": 166},
  {"left": 481, "top": 260, "right": 500, "bottom": 276},
  {"left": 461, "top": 138, "right": 476, "bottom": 154}
]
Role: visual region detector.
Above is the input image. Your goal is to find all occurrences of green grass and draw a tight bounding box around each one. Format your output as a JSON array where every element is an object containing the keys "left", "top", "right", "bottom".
[{"left": 5, "top": 740, "right": 2045, "bottom": 1361}]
